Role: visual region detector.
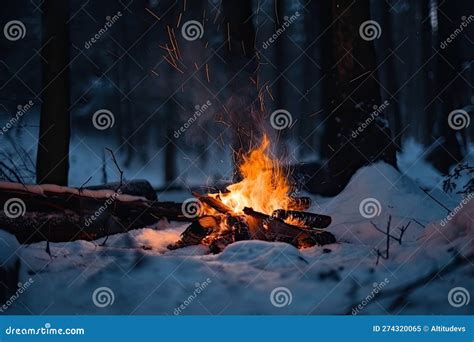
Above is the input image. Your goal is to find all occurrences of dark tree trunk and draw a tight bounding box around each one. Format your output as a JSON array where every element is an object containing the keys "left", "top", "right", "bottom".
[
  {"left": 373, "top": 0, "right": 403, "bottom": 147},
  {"left": 425, "top": 0, "right": 465, "bottom": 174},
  {"left": 321, "top": 0, "right": 397, "bottom": 192},
  {"left": 36, "top": 0, "right": 71, "bottom": 185},
  {"left": 274, "top": 0, "right": 286, "bottom": 111}
]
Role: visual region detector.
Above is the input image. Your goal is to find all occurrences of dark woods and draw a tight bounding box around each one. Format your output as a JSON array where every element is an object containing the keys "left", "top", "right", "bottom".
[{"left": 0, "top": 0, "right": 472, "bottom": 195}]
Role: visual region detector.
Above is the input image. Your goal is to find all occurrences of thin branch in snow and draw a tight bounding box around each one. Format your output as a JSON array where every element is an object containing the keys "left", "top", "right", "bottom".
[
  {"left": 105, "top": 147, "right": 124, "bottom": 192},
  {"left": 373, "top": 215, "right": 392, "bottom": 265},
  {"left": 419, "top": 187, "right": 451, "bottom": 214}
]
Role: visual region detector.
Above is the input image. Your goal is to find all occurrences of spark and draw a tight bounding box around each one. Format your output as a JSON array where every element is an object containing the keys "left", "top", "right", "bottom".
[{"left": 145, "top": 8, "right": 161, "bottom": 21}]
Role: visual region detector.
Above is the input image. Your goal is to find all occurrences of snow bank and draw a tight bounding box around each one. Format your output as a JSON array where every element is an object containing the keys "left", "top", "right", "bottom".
[
  {"left": 0, "top": 230, "right": 20, "bottom": 270},
  {"left": 3, "top": 163, "right": 473, "bottom": 315},
  {"left": 422, "top": 195, "right": 474, "bottom": 255}
]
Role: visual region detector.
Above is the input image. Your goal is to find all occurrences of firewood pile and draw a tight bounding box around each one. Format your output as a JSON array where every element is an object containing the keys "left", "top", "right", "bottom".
[
  {"left": 169, "top": 192, "right": 335, "bottom": 253},
  {"left": 0, "top": 181, "right": 335, "bottom": 253}
]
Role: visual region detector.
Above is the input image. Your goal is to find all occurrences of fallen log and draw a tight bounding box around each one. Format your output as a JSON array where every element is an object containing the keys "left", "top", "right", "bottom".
[
  {"left": 0, "top": 182, "right": 192, "bottom": 243},
  {"left": 85, "top": 179, "right": 157, "bottom": 201}
]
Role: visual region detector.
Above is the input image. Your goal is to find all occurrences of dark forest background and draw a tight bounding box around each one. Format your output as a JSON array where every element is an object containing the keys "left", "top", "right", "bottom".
[{"left": 0, "top": 0, "right": 473, "bottom": 196}]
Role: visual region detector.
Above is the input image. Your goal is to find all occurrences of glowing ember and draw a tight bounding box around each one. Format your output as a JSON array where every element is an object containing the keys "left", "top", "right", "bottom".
[{"left": 211, "top": 135, "right": 292, "bottom": 215}]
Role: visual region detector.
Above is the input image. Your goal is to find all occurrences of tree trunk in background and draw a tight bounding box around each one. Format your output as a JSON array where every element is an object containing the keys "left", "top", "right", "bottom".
[
  {"left": 372, "top": 0, "right": 403, "bottom": 147},
  {"left": 274, "top": 0, "right": 286, "bottom": 111},
  {"left": 221, "top": 0, "right": 258, "bottom": 175},
  {"left": 425, "top": 0, "right": 465, "bottom": 174},
  {"left": 36, "top": 0, "right": 71, "bottom": 185},
  {"left": 321, "top": 0, "right": 397, "bottom": 193}
]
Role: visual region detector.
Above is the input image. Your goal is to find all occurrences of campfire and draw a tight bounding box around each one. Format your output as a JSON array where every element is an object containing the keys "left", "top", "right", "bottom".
[
  {"left": 169, "top": 135, "right": 335, "bottom": 253},
  {"left": 0, "top": 135, "right": 334, "bottom": 254}
]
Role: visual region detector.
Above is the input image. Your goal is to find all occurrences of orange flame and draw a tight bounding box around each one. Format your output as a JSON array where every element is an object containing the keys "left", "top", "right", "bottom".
[{"left": 215, "top": 135, "right": 291, "bottom": 215}]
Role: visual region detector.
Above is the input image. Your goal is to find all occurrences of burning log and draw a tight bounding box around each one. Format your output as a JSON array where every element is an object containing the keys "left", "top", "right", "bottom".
[
  {"left": 243, "top": 207, "right": 336, "bottom": 249},
  {"left": 272, "top": 209, "right": 332, "bottom": 229},
  {"left": 167, "top": 216, "right": 216, "bottom": 250},
  {"left": 287, "top": 197, "right": 312, "bottom": 211},
  {"left": 192, "top": 192, "right": 232, "bottom": 214}
]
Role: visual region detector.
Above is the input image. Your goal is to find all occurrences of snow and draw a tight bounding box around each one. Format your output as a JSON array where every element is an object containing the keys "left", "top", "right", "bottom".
[
  {"left": 0, "top": 181, "right": 147, "bottom": 202},
  {"left": 0, "top": 230, "right": 20, "bottom": 270},
  {"left": 2, "top": 162, "right": 473, "bottom": 315}
]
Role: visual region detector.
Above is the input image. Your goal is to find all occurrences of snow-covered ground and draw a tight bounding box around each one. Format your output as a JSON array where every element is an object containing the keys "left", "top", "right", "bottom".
[{"left": 1, "top": 162, "right": 473, "bottom": 315}]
